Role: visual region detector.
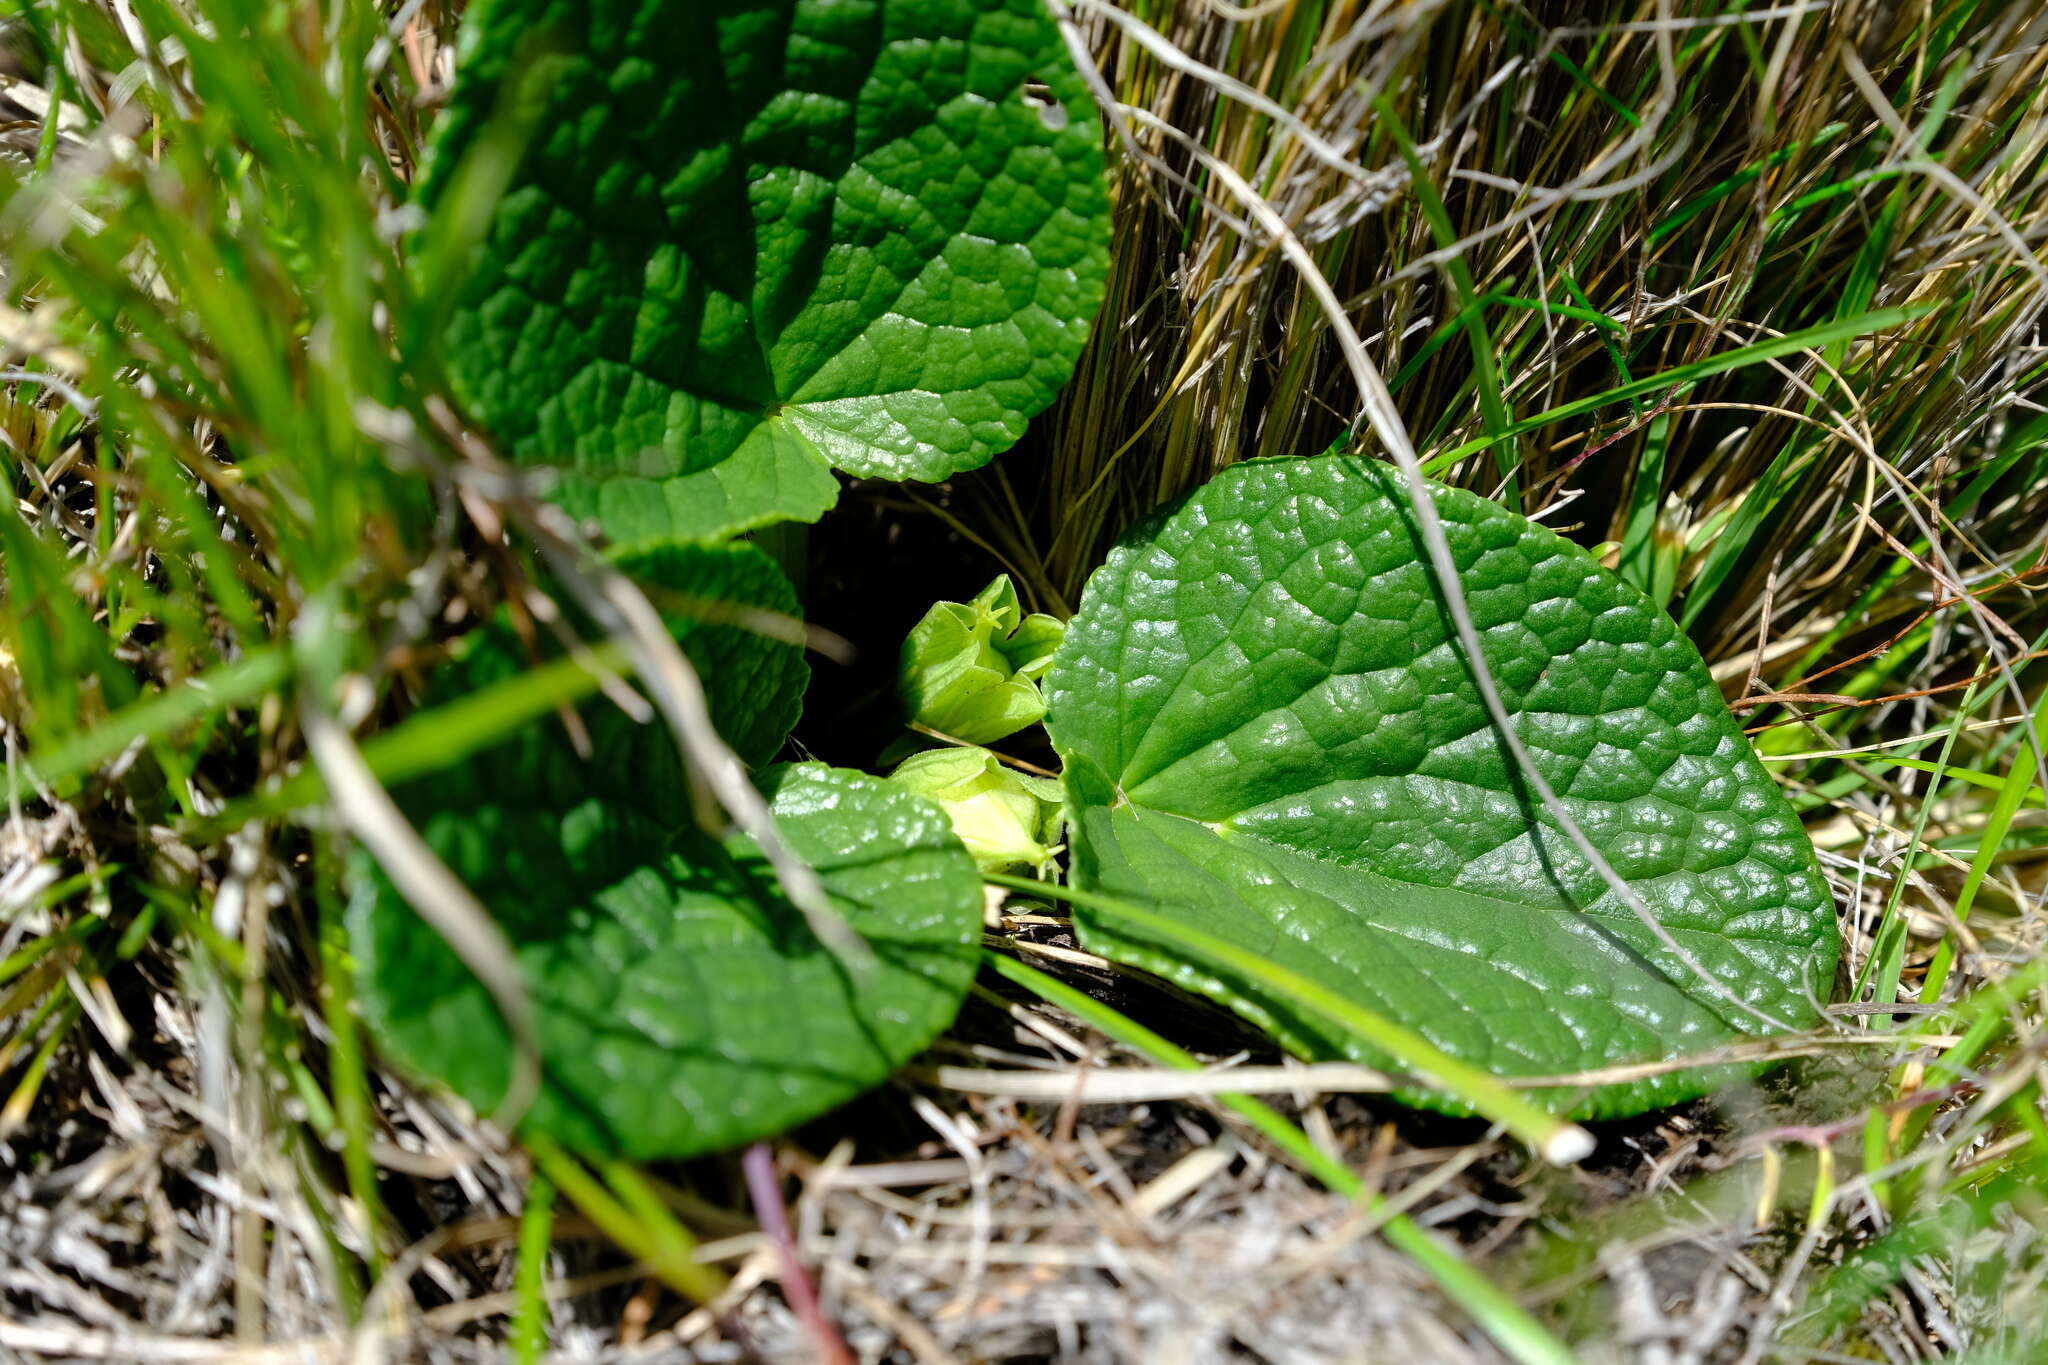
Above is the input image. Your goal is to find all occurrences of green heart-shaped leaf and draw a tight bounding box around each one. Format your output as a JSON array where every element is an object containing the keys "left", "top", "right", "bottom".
[
  {"left": 351, "top": 547, "right": 983, "bottom": 1158},
  {"left": 426, "top": 0, "right": 1111, "bottom": 547},
  {"left": 1046, "top": 457, "right": 1837, "bottom": 1118}
]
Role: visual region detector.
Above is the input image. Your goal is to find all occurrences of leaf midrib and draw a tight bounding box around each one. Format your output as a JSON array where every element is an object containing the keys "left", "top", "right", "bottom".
[
  {"left": 1168, "top": 807, "right": 1775, "bottom": 966},
  {"left": 1094, "top": 804, "right": 1751, "bottom": 1063}
]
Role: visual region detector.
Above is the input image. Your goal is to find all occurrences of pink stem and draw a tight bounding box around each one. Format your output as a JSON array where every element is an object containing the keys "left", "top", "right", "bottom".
[{"left": 742, "top": 1142, "right": 855, "bottom": 1365}]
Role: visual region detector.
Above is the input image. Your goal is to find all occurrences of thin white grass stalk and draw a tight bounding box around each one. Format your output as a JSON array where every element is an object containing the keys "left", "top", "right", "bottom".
[
  {"left": 0, "top": 367, "right": 97, "bottom": 416},
  {"left": 1760, "top": 716, "right": 2024, "bottom": 762},
  {"left": 1550, "top": 3, "right": 1828, "bottom": 35},
  {"left": 298, "top": 669, "right": 542, "bottom": 1130},
  {"left": 407, "top": 399, "right": 874, "bottom": 975},
  {"left": 0, "top": 1323, "right": 317, "bottom": 1362},
  {"left": 1843, "top": 46, "right": 2048, "bottom": 304},
  {"left": 910, "top": 1092, "right": 991, "bottom": 1319},
  {"left": 1047, "top": 1, "right": 1145, "bottom": 172},
  {"left": 924, "top": 1061, "right": 1399, "bottom": 1101},
  {"left": 1200, "top": 0, "right": 1294, "bottom": 21},
  {"left": 1070, "top": 0, "right": 1397, "bottom": 190},
  {"left": 929, "top": 1034, "right": 1962, "bottom": 1101},
  {"left": 1109, "top": 97, "right": 1799, "bottom": 1037},
  {"left": 1833, "top": 49, "right": 2048, "bottom": 804}
]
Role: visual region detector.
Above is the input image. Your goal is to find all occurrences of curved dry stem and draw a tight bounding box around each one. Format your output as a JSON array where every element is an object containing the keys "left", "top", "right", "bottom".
[
  {"left": 1108, "top": 97, "right": 1802, "bottom": 1035},
  {"left": 512, "top": 507, "right": 877, "bottom": 980},
  {"left": 300, "top": 674, "right": 542, "bottom": 1131},
  {"left": 400, "top": 398, "right": 877, "bottom": 978}
]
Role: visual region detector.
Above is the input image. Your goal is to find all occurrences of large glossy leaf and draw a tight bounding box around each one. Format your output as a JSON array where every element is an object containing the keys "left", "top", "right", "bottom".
[
  {"left": 351, "top": 547, "right": 984, "bottom": 1158},
  {"left": 1045, "top": 457, "right": 1837, "bottom": 1117},
  {"left": 426, "top": 0, "right": 1110, "bottom": 547}
]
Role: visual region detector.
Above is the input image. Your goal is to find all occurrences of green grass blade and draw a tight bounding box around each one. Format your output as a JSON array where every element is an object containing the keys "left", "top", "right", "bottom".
[
  {"left": 988, "top": 952, "right": 1581, "bottom": 1365},
  {"left": 1371, "top": 96, "right": 1518, "bottom": 504},
  {"left": 1919, "top": 694, "right": 2048, "bottom": 1003},
  {"left": 983, "top": 874, "right": 1594, "bottom": 1165},
  {"left": 2, "top": 647, "right": 289, "bottom": 805},
  {"left": 1860, "top": 757, "right": 2044, "bottom": 804},
  {"left": 1423, "top": 305, "right": 1935, "bottom": 476},
  {"left": 522, "top": 1134, "right": 727, "bottom": 1305},
  {"left": 512, "top": 1172, "right": 555, "bottom": 1365},
  {"left": 318, "top": 862, "right": 384, "bottom": 1280},
  {"left": 190, "top": 640, "right": 629, "bottom": 836}
]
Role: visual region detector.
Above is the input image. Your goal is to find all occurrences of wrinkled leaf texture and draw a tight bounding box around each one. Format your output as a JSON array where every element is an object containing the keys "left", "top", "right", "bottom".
[
  {"left": 426, "top": 0, "right": 1111, "bottom": 547},
  {"left": 352, "top": 544, "right": 984, "bottom": 1158},
  {"left": 1047, "top": 457, "right": 1837, "bottom": 1118}
]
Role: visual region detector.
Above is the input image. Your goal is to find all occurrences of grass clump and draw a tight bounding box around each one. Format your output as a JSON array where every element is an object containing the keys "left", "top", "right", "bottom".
[{"left": 2, "top": 0, "right": 2047, "bottom": 1360}]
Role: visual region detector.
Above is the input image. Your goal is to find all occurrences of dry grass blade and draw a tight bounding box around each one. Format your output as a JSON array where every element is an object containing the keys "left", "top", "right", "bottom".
[
  {"left": 512, "top": 502, "right": 878, "bottom": 979},
  {"left": 297, "top": 673, "right": 542, "bottom": 1133},
  {"left": 1106, "top": 89, "right": 1799, "bottom": 1040},
  {"left": 6, "top": 0, "right": 2048, "bottom": 1361}
]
